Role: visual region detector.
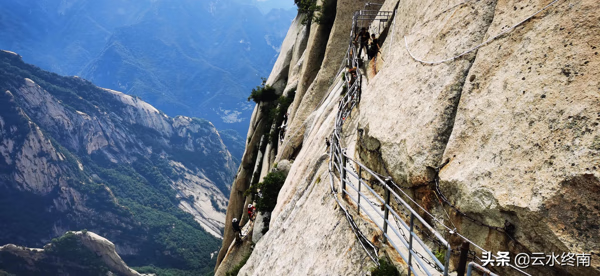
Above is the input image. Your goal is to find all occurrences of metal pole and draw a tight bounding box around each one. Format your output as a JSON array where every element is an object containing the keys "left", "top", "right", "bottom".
[
  {"left": 341, "top": 149, "right": 347, "bottom": 193},
  {"left": 444, "top": 242, "right": 452, "bottom": 276},
  {"left": 457, "top": 242, "right": 471, "bottom": 276},
  {"left": 332, "top": 137, "right": 336, "bottom": 163},
  {"left": 383, "top": 178, "right": 392, "bottom": 243},
  {"left": 466, "top": 262, "right": 474, "bottom": 276},
  {"left": 467, "top": 262, "right": 500, "bottom": 276},
  {"left": 358, "top": 166, "right": 362, "bottom": 215},
  {"left": 408, "top": 214, "right": 415, "bottom": 276}
]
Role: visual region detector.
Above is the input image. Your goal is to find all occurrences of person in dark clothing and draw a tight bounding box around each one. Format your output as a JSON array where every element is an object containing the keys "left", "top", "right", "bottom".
[
  {"left": 325, "top": 137, "right": 330, "bottom": 150},
  {"left": 368, "top": 34, "right": 380, "bottom": 61},
  {"left": 354, "top": 27, "right": 370, "bottom": 59},
  {"left": 232, "top": 218, "right": 241, "bottom": 238}
]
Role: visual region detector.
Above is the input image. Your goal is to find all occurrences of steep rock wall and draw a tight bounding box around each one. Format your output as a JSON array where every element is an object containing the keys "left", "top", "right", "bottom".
[
  {"left": 438, "top": 1, "right": 600, "bottom": 275},
  {"left": 215, "top": 11, "right": 312, "bottom": 268},
  {"left": 218, "top": 0, "right": 599, "bottom": 275}
]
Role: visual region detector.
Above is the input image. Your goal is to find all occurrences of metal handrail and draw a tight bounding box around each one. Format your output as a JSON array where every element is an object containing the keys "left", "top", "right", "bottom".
[
  {"left": 333, "top": 144, "right": 448, "bottom": 275},
  {"left": 320, "top": 5, "right": 533, "bottom": 276},
  {"left": 343, "top": 189, "right": 427, "bottom": 276},
  {"left": 323, "top": 7, "right": 491, "bottom": 276},
  {"left": 467, "top": 262, "right": 499, "bottom": 276},
  {"left": 347, "top": 164, "right": 447, "bottom": 271}
]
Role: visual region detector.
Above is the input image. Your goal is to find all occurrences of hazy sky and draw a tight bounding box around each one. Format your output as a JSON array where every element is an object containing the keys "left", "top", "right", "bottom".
[{"left": 252, "top": 0, "right": 296, "bottom": 13}]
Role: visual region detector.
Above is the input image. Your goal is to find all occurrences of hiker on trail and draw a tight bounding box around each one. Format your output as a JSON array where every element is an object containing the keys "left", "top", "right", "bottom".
[
  {"left": 232, "top": 218, "right": 241, "bottom": 238},
  {"left": 355, "top": 27, "right": 370, "bottom": 59},
  {"left": 347, "top": 67, "right": 357, "bottom": 86},
  {"left": 247, "top": 204, "right": 256, "bottom": 221},
  {"left": 279, "top": 123, "right": 286, "bottom": 142},
  {"left": 368, "top": 34, "right": 380, "bottom": 61}
]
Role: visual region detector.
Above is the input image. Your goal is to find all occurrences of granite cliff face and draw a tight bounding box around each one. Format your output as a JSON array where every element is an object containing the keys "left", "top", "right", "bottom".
[
  {"left": 0, "top": 50, "right": 234, "bottom": 273},
  {"left": 216, "top": 0, "right": 599, "bottom": 275}
]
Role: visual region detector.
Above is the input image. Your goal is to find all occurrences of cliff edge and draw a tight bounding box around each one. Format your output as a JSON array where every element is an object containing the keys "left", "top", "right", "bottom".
[{"left": 217, "top": 0, "right": 599, "bottom": 275}]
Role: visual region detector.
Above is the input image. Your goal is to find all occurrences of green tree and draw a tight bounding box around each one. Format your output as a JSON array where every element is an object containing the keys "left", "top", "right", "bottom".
[
  {"left": 256, "top": 171, "right": 287, "bottom": 212},
  {"left": 248, "top": 78, "right": 278, "bottom": 103},
  {"left": 371, "top": 258, "right": 400, "bottom": 276}
]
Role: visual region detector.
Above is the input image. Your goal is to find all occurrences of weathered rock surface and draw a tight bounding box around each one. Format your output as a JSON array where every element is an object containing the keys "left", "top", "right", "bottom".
[
  {"left": 280, "top": 0, "right": 381, "bottom": 162},
  {"left": 218, "top": 0, "right": 600, "bottom": 275},
  {"left": 2, "top": 73, "right": 233, "bottom": 239},
  {"left": 439, "top": 1, "right": 600, "bottom": 274},
  {"left": 215, "top": 9, "right": 312, "bottom": 268}
]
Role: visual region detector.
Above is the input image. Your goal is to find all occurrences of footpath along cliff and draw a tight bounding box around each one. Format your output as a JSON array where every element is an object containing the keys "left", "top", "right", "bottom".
[{"left": 216, "top": 0, "right": 599, "bottom": 275}]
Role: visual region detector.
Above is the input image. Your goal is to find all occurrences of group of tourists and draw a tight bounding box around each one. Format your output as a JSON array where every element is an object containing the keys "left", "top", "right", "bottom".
[
  {"left": 355, "top": 27, "right": 380, "bottom": 61},
  {"left": 231, "top": 204, "right": 257, "bottom": 242}
]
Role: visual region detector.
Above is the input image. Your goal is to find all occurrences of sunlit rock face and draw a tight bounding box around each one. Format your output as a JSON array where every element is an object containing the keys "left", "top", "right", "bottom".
[{"left": 217, "top": 0, "right": 600, "bottom": 275}]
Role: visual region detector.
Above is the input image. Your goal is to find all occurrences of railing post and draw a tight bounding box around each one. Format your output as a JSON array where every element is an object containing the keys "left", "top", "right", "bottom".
[
  {"left": 457, "top": 242, "right": 471, "bottom": 276},
  {"left": 358, "top": 166, "right": 362, "bottom": 215},
  {"left": 341, "top": 149, "right": 347, "bottom": 193},
  {"left": 466, "top": 262, "right": 474, "bottom": 276},
  {"left": 331, "top": 136, "right": 337, "bottom": 169},
  {"left": 408, "top": 214, "right": 415, "bottom": 276},
  {"left": 383, "top": 178, "right": 392, "bottom": 243}
]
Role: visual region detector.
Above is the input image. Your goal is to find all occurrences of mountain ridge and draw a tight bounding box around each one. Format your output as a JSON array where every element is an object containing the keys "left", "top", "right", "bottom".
[
  {"left": 0, "top": 0, "right": 296, "bottom": 136},
  {"left": 0, "top": 49, "right": 234, "bottom": 274}
]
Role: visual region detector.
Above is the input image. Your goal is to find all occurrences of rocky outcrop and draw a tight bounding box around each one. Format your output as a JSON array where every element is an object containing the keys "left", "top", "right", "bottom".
[
  {"left": 78, "top": 231, "right": 144, "bottom": 276},
  {"left": 0, "top": 231, "right": 146, "bottom": 276},
  {"left": 215, "top": 9, "right": 312, "bottom": 268}
]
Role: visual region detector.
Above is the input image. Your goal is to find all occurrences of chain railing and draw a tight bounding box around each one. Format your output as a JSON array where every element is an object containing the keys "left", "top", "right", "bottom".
[
  {"left": 328, "top": 137, "right": 380, "bottom": 265},
  {"left": 324, "top": 6, "right": 521, "bottom": 276},
  {"left": 330, "top": 136, "right": 451, "bottom": 276},
  {"left": 327, "top": 9, "right": 453, "bottom": 276},
  {"left": 324, "top": 3, "right": 547, "bottom": 275}
]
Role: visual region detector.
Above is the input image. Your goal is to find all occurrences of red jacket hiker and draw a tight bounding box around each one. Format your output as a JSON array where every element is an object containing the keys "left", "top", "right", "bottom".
[{"left": 248, "top": 204, "right": 256, "bottom": 220}]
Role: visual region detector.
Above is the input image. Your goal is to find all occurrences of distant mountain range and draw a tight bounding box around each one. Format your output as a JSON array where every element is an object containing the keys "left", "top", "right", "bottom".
[
  {"left": 0, "top": 0, "right": 296, "bottom": 137},
  {"left": 0, "top": 1, "right": 297, "bottom": 274},
  {"left": 0, "top": 50, "right": 234, "bottom": 274}
]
